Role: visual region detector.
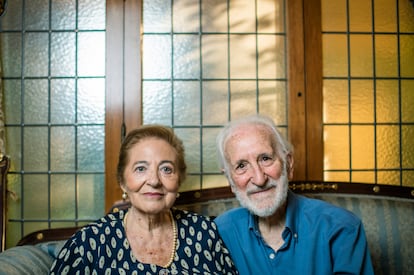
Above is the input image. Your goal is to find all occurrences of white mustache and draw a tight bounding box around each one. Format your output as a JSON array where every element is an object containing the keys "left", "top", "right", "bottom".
[{"left": 246, "top": 181, "right": 278, "bottom": 195}]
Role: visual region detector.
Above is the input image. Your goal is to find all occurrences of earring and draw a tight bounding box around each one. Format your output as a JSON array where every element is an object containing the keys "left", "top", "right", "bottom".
[
  {"left": 176, "top": 193, "right": 180, "bottom": 198},
  {"left": 122, "top": 192, "right": 128, "bottom": 200}
]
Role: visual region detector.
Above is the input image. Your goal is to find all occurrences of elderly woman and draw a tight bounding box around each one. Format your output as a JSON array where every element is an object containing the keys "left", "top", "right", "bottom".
[{"left": 50, "top": 125, "right": 238, "bottom": 274}]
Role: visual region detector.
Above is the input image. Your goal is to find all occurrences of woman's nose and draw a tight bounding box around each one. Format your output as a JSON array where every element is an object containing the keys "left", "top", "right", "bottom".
[{"left": 147, "top": 169, "right": 161, "bottom": 186}]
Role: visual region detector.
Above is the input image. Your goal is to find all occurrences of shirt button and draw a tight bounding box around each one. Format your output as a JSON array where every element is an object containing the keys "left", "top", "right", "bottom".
[{"left": 269, "top": 253, "right": 276, "bottom": 259}]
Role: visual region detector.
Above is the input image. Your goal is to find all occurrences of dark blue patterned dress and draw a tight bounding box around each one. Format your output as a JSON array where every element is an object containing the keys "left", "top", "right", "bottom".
[{"left": 49, "top": 208, "right": 238, "bottom": 274}]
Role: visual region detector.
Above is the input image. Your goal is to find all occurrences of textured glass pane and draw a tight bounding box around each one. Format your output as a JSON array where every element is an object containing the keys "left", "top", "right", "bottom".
[
  {"left": 375, "top": 35, "right": 398, "bottom": 77},
  {"left": 203, "top": 174, "right": 229, "bottom": 189},
  {"left": 78, "top": 78, "right": 105, "bottom": 123},
  {"left": 202, "top": 128, "right": 221, "bottom": 173},
  {"left": 51, "top": 32, "right": 76, "bottom": 76},
  {"left": 143, "top": 0, "right": 171, "bottom": 32},
  {"left": 401, "top": 80, "right": 414, "bottom": 123},
  {"left": 78, "top": 32, "right": 105, "bottom": 76},
  {"left": 0, "top": 0, "right": 23, "bottom": 30},
  {"left": 402, "top": 125, "right": 414, "bottom": 168},
  {"left": 78, "top": 174, "right": 105, "bottom": 218},
  {"left": 323, "top": 80, "right": 349, "bottom": 123},
  {"left": 400, "top": 35, "right": 414, "bottom": 77},
  {"left": 143, "top": 81, "right": 172, "bottom": 125},
  {"left": 323, "top": 34, "right": 348, "bottom": 77},
  {"left": 173, "top": 81, "right": 200, "bottom": 125},
  {"left": 174, "top": 128, "right": 200, "bottom": 174},
  {"left": 377, "top": 171, "right": 400, "bottom": 185},
  {"left": 180, "top": 175, "right": 201, "bottom": 192},
  {"left": 229, "top": 0, "right": 256, "bottom": 33},
  {"left": 230, "top": 35, "right": 256, "bottom": 78},
  {"left": 351, "top": 171, "right": 374, "bottom": 183},
  {"left": 6, "top": 222, "right": 20, "bottom": 248},
  {"left": 322, "top": 0, "right": 347, "bottom": 32},
  {"left": 51, "top": 175, "right": 76, "bottom": 219},
  {"left": 258, "top": 35, "right": 285, "bottom": 79},
  {"left": 23, "top": 175, "right": 48, "bottom": 219},
  {"left": 24, "top": 127, "right": 48, "bottom": 171},
  {"left": 78, "top": 0, "right": 105, "bottom": 30},
  {"left": 377, "top": 125, "right": 400, "bottom": 169},
  {"left": 24, "top": 32, "right": 49, "bottom": 77},
  {"left": 173, "top": 35, "right": 200, "bottom": 79},
  {"left": 143, "top": 35, "right": 172, "bottom": 79},
  {"left": 0, "top": 33, "right": 22, "bottom": 77},
  {"left": 259, "top": 81, "right": 287, "bottom": 125},
  {"left": 324, "top": 125, "right": 350, "bottom": 170},
  {"left": 350, "top": 80, "right": 374, "bottom": 123},
  {"left": 202, "top": 35, "right": 228, "bottom": 79},
  {"left": 399, "top": 0, "right": 414, "bottom": 32},
  {"left": 24, "top": 222, "right": 48, "bottom": 237},
  {"left": 173, "top": 0, "right": 199, "bottom": 32},
  {"left": 201, "top": 0, "right": 228, "bottom": 33},
  {"left": 376, "top": 80, "right": 399, "bottom": 123},
  {"left": 324, "top": 171, "right": 350, "bottom": 182},
  {"left": 257, "top": 0, "right": 285, "bottom": 33},
  {"left": 51, "top": 127, "right": 75, "bottom": 171},
  {"left": 5, "top": 127, "right": 22, "bottom": 171},
  {"left": 351, "top": 125, "right": 374, "bottom": 169},
  {"left": 202, "top": 81, "right": 229, "bottom": 125},
  {"left": 51, "top": 79, "right": 76, "bottom": 124},
  {"left": 349, "top": 0, "right": 372, "bottom": 32},
  {"left": 51, "top": 0, "right": 76, "bottom": 30},
  {"left": 77, "top": 126, "right": 104, "bottom": 172},
  {"left": 350, "top": 35, "right": 373, "bottom": 77},
  {"left": 3, "top": 80, "right": 22, "bottom": 124},
  {"left": 402, "top": 171, "right": 414, "bottom": 187},
  {"left": 231, "top": 81, "right": 258, "bottom": 119},
  {"left": 25, "top": 0, "right": 49, "bottom": 30},
  {"left": 24, "top": 79, "right": 49, "bottom": 124},
  {"left": 374, "top": 0, "right": 397, "bottom": 32}
]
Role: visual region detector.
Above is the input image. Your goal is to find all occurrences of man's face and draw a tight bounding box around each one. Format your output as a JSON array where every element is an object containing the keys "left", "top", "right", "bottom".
[{"left": 225, "top": 124, "right": 289, "bottom": 217}]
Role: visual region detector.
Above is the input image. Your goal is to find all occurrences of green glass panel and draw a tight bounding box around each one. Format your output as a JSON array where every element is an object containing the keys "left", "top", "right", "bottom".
[
  {"left": 399, "top": 0, "right": 414, "bottom": 32},
  {"left": 25, "top": 0, "right": 49, "bottom": 30},
  {"left": 351, "top": 80, "right": 374, "bottom": 123},
  {"left": 349, "top": 0, "right": 372, "bottom": 32},
  {"left": 6, "top": 222, "right": 21, "bottom": 248},
  {"left": 143, "top": 0, "right": 171, "bottom": 33},
  {"left": 351, "top": 125, "right": 374, "bottom": 169},
  {"left": 5, "top": 127, "right": 22, "bottom": 171},
  {"left": 324, "top": 171, "right": 350, "bottom": 182},
  {"left": 0, "top": 33, "right": 22, "bottom": 77},
  {"left": 402, "top": 171, "right": 414, "bottom": 187},
  {"left": 78, "top": 32, "right": 105, "bottom": 76},
  {"left": 229, "top": 0, "right": 256, "bottom": 33},
  {"left": 203, "top": 174, "right": 228, "bottom": 189},
  {"left": 351, "top": 171, "right": 374, "bottom": 183},
  {"left": 24, "top": 32, "right": 49, "bottom": 77},
  {"left": 258, "top": 35, "right": 285, "bottom": 79},
  {"left": 78, "top": 78, "right": 105, "bottom": 124},
  {"left": 202, "top": 81, "right": 229, "bottom": 125},
  {"left": 0, "top": 0, "right": 23, "bottom": 30},
  {"left": 321, "top": 0, "right": 347, "bottom": 32},
  {"left": 24, "top": 127, "right": 48, "bottom": 171},
  {"left": 174, "top": 128, "right": 200, "bottom": 174},
  {"left": 78, "top": 0, "right": 105, "bottom": 30},
  {"left": 51, "top": 174, "right": 76, "bottom": 219},
  {"left": 202, "top": 128, "right": 222, "bottom": 173},
  {"left": 51, "top": 79, "right": 76, "bottom": 124},
  {"left": 173, "top": 0, "right": 199, "bottom": 32},
  {"left": 259, "top": 81, "right": 287, "bottom": 125},
  {"left": 323, "top": 34, "right": 348, "bottom": 77},
  {"left": 3, "top": 80, "right": 22, "bottom": 124},
  {"left": 142, "top": 81, "right": 172, "bottom": 125},
  {"left": 201, "top": 35, "right": 228, "bottom": 79},
  {"left": 143, "top": 35, "right": 172, "bottom": 79},
  {"left": 323, "top": 125, "right": 350, "bottom": 170},
  {"left": 6, "top": 174, "right": 22, "bottom": 219},
  {"left": 401, "top": 80, "right": 414, "bottom": 123},
  {"left": 173, "top": 81, "right": 200, "bottom": 125},
  {"left": 23, "top": 174, "right": 48, "bottom": 219},
  {"left": 402, "top": 125, "right": 414, "bottom": 168},
  {"left": 350, "top": 35, "right": 373, "bottom": 77},
  {"left": 375, "top": 35, "right": 398, "bottom": 77},
  {"left": 51, "top": 127, "right": 75, "bottom": 171},
  {"left": 51, "top": 32, "right": 76, "bottom": 76},
  {"left": 173, "top": 34, "right": 200, "bottom": 79},
  {"left": 323, "top": 80, "right": 349, "bottom": 123},
  {"left": 77, "top": 126, "right": 105, "bottom": 172},
  {"left": 257, "top": 0, "right": 285, "bottom": 33},
  {"left": 374, "top": 0, "right": 397, "bottom": 32},
  {"left": 376, "top": 80, "right": 399, "bottom": 123},
  {"left": 377, "top": 171, "right": 401, "bottom": 185},
  {"left": 400, "top": 35, "right": 414, "bottom": 77},
  {"left": 376, "top": 125, "right": 400, "bottom": 169},
  {"left": 24, "top": 222, "right": 49, "bottom": 238},
  {"left": 51, "top": 0, "right": 76, "bottom": 30},
  {"left": 230, "top": 81, "right": 258, "bottom": 118},
  {"left": 24, "top": 79, "right": 49, "bottom": 124},
  {"left": 78, "top": 174, "right": 105, "bottom": 219},
  {"left": 230, "top": 35, "right": 256, "bottom": 78}
]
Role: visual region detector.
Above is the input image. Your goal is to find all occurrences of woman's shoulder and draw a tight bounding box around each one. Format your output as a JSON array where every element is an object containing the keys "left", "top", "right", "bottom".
[{"left": 173, "top": 208, "right": 216, "bottom": 228}]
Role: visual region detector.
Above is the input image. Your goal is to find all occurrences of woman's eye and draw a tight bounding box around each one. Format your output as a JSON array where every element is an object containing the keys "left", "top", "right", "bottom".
[
  {"left": 160, "top": 166, "right": 173, "bottom": 174},
  {"left": 135, "top": 166, "right": 146, "bottom": 172}
]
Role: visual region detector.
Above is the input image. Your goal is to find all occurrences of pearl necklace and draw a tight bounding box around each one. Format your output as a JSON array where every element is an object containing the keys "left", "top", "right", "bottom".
[{"left": 123, "top": 210, "right": 177, "bottom": 268}]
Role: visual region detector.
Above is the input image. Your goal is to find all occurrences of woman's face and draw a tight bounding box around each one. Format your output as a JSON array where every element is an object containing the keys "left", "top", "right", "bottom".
[{"left": 122, "top": 137, "right": 180, "bottom": 215}]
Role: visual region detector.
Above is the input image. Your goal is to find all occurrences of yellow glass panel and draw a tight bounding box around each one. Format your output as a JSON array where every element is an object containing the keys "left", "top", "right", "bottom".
[
  {"left": 324, "top": 172, "right": 350, "bottom": 182},
  {"left": 402, "top": 171, "right": 414, "bottom": 187},
  {"left": 401, "top": 80, "right": 414, "bottom": 123},
  {"left": 350, "top": 80, "right": 374, "bottom": 123},
  {"left": 180, "top": 175, "right": 201, "bottom": 192},
  {"left": 24, "top": 222, "right": 49, "bottom": 238},
  {"left": 324, "top": 125, "right": 350, "bottom": 170},
  {"left": 202, "top": 81, "right": 229, "bottom": 125},
  {"left": 24, "top": 175, "right": 48, "bottom": 219},
  {"left": 374, "top": 0, "right": 397, "bottom": 32},
  {"left": 321, "top": 0, "right": 347, "bottom": 32},
  {"left": 375, "top": 35, "right": 398, "bottom": 77},
  {"left": 259, "top": 81, "right": 287, "bottom": 125},
  {"left": 229, "top": 0, "right": 256, "bottom": 33},
  {"left": 351, "top": 125, "right": 374, "bottom": 169},
  {"left": 203, "top": 128, "right": 222, "bottom": 173},
  {"left": 402, "top": 125, "right": 414, "bottom": 168},
  {"left": 258, "top": 35, "right": 285, "bottom": 79},
  {"left": 323, "top": 80, "right": 349, "bottom": 123},
  {"left": 349, "top": 0, "right": 372, "bottom": 32},
  {"left": 323, "top": 34, "right": 348, "bottom": 77},
  {"left": 230, "top": 34, "right": 257, "bottom": 78},
  {"left": 201, "top": 0, "right": 228, "bottom": 33},
  {"left": 350, "top": 35, "right": 373, "bottom": 77},
  {"left": 174, "top": 128, "right": 200, "bottom": 173},
  {"left": 376, "top": 80, "right": 399, "bottom": 123},
  {"left": 257, "top": 0, "right": 285, "bottom": 33},
  {"left": 173, "top": 0, "right": 199, "bottom": 32},
  {"left": 376, "top": 125, "right": 400, "bottom": 169},
  {"left": 400, "top": 35, "right": 414, "bottom": 77},
  {"left": 351, "top": 171, "right": 375, "bottom": 183},
  {"left": 230, "top": 81, "right": 258, "bottom": 118},
  {"left": 203, "top": 174, "right": 229, "bottom": 189},
  {"left": 377, "top": 171, "right": 401, "bottom": 185},
  {"left": 202, "top": 35, "right": 228, "bottom": 79},
  {"left": 399, "top": 0, "right": 414, "bottom": 32}
]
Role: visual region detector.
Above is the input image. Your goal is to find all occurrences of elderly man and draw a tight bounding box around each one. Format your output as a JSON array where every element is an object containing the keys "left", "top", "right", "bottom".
[{"left": 215, "top": 114, "right": 374, "bottom": 274}]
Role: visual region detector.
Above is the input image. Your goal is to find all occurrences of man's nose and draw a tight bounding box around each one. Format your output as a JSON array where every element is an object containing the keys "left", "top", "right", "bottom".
[{"left": 250, "top": 164, "right": 267, "bottom": 186}]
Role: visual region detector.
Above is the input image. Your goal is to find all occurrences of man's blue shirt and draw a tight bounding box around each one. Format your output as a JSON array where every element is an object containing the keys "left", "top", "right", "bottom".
[{"left": 215, "top": 191, "right": 374, "bottom": 275}]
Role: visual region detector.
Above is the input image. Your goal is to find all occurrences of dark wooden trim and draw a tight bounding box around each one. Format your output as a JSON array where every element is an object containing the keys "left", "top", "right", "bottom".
[
  {"left": 17, "top": 227, "right": 81, "bottom": 246},
  {"left": 0, "top": 155, "right": 10, "bottom": 252}
]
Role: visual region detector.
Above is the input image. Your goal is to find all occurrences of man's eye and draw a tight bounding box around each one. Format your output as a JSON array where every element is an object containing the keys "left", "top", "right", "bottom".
[{"left": 260, "top": 155, "right": 275, "bottom": 166}]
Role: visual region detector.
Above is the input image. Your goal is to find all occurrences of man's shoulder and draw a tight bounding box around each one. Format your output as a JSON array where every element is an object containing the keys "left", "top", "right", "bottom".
[{"left": 214, "top": 207, "right": 250, "bottom": 227}]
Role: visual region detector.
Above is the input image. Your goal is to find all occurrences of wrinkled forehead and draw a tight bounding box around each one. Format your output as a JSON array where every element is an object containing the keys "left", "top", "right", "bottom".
[{"left": 225, "top": 123, "right": 276, "bottom": 151}]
